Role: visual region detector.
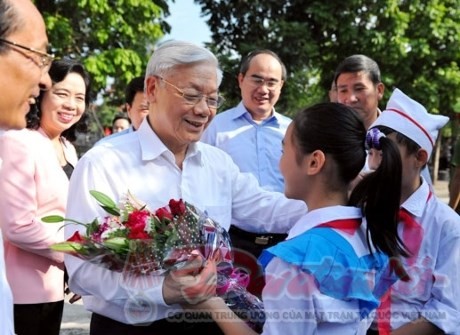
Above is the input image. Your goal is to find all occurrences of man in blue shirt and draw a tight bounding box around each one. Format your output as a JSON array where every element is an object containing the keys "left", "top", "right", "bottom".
[{"left": 201, "top": 49, "right": 291, "bottom": 295}]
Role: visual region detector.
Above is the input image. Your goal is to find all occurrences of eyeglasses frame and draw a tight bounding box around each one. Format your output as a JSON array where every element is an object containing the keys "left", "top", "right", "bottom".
[
  {"left": 246, "top": 74, "right": 283, "bottom": 91},
  {"left": 158, "top": 76, "right": 225, "bottom": 109},
  {"left": 0, "top": 38, "right": 54, "bottom": 71}
]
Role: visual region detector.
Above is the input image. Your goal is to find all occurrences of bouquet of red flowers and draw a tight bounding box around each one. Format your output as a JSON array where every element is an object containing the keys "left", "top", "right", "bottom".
[
  {"left": 44, "top": 190, "right": 264, "bottom": 331},
  {"left": 43, "top": 190, "right": 232, "bottom": 275}
]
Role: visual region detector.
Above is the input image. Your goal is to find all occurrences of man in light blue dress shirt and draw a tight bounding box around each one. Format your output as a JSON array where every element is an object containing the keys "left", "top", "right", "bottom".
[{"left": 201, "top": 49, "right": 291, "bottom": 295}]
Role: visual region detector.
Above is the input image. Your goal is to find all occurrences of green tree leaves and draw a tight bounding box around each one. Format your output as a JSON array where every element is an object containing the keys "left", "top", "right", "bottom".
[
  {"left": 196, "top": 0, "right": 460, "bottom": 119},
  {"left": 36, "top": 0, "right": 170, "bottom": 105}
]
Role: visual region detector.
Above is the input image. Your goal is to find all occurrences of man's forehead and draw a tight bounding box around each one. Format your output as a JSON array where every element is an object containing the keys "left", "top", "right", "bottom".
[
  {"left": 10, "top": 0, "right": 48, "bottom": 47},
  {"left": 337, "top": 71, "right": 373, "bottom": 86}
]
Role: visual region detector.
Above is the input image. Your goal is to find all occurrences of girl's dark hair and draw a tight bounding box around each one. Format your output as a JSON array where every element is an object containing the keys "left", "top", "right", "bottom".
[
  {"left": 26, "top": 58, "right": 92, "bottom": 142},
  {"left": 292, "top": 103, "right": 407, "bottom": 262},
  {"left": 377, "top": 125, "right": 423, "bottom": 158},
  {"left": 349, "top": 135, "right": 408, "bottom": 261},
  {"left": 292, "top": 103, "right": 367, "bottom": 185}
]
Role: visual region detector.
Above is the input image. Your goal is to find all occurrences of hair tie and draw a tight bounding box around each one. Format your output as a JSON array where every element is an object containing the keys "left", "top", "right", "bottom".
[{"left": 366, "top": 128, "right": 386, "bottom": 150}]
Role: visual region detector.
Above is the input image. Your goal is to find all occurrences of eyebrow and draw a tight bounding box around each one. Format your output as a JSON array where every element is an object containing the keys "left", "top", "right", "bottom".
[{"left": 250, "top": 74, "right": 280, "bottom": 82}]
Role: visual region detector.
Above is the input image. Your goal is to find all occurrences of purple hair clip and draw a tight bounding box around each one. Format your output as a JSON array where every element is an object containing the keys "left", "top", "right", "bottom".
[{"left": 366, "top": 128, "right": 385, "bottom": 150}]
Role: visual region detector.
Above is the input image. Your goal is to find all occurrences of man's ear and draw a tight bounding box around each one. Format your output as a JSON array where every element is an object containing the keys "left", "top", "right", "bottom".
[
  {"left": 306, "top": 150, "right": 325, "bottom": 175},
  {"left": 415, "top": 148, "right": 429, "bottom": 167},
  {"left": 237, "top": 73, "right": 244, "bottom": 89},
  {"left": 145, "top": 76, "right": 158, "bottom": 103}
]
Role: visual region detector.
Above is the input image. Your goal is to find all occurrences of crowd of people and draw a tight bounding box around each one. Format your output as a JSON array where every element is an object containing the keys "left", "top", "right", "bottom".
[{"left": 1, "top": 1, "right": 460, "bottom": 335}]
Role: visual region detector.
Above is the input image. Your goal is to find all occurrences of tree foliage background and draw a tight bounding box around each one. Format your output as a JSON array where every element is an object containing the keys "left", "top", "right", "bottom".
[
  {"left": 35, "top": 0, "right": 459, "bottom": 144},
  {"left": 35, "top": 0, "right": 171, "bottom": 136},
  {"left": 196, "top": 0, "right": 460, "bottom": 128}
]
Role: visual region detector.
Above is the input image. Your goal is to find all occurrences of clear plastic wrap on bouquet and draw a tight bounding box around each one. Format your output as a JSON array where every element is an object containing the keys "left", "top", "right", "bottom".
[
  {"left": 46, "top": 192, "right": 232, "bottom": 275},
  {"left": 44, "top": 190, "right": 265, "bottom": 329},
  {"left": 216, "top": 261, "right": 266, "bottom": 333}
]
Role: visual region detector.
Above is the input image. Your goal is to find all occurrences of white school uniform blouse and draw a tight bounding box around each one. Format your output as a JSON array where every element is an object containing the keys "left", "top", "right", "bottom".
[
  {"left": 260, "top": 206, "right": 392, "bottom": 335},
  {"left": 378, "top": 178, "right": 460, "bottom": 333},
  {"left": 64, "top": 118, "right": 306, "bottom": 325}
]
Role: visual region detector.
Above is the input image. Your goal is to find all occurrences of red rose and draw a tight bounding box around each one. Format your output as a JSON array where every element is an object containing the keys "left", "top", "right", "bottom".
[
  {"left": 126, "top": 209, "right": 150, "bottom": 230},
  {"left": 127, "top": 229, "right": 150, "bottom": 240},
  {"left": 67, "top": 231, "right": 84, "bottom": 242},
  {"left": 169, "top": 199, "right": 186, "bottom": 216},
  {"left": 155, "top": 206, "right": 173, "bottom": 221}
]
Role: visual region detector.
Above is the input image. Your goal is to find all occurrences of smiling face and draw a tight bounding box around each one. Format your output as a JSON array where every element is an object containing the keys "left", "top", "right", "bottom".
[
  {"left": 39, "top": 72, "right": 86, "bottom": 137},
  {"left": 146, "top": 62, "right": 219, "bottom": 154},
  {"left": 336, "top": 71, "right": 384, "bottom": 129},
  {"left": 0, "top": 0, "right": 52, "bottom": 130},
  {"left": 238, "top": 53, "right": 284, "bottom": 121}
]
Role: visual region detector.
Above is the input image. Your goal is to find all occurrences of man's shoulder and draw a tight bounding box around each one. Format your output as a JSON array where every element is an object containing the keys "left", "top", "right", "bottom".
[
  {"left": 273, "top": 111, "right": 293, "bottom": 125},
  {"left": 95, "top": 128, "right": 131, "bottom": 146},
  {"left": 198, "top": 141, "right": 236, "bottom": 161},
  {"left": 212, "top": 106, "right": 242, "bottom": 123},
  {"left": 84, "top": 132, "right": 138, "bottom": 160}
]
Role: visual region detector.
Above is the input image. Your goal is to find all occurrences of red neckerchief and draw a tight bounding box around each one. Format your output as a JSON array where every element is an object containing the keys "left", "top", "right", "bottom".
[
  {"left": 377, "top": 190, "right": 432, "bottom": 334},
  {"left": 317, "top": 218, "right": 361, "bottom": 235}
]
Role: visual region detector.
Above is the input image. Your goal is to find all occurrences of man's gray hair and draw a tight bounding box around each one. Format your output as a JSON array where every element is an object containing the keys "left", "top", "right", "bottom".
[
  {"left": 0, "top": 0, "right": 22, "bottom": 45},
  {"left": 145, "top": 40, "right": 223, "bottom": 85}
]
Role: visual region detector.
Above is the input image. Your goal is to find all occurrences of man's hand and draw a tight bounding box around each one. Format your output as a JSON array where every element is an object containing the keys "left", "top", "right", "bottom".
[{"left": 163, "top": 250, "right": 217, "bottom": 305}]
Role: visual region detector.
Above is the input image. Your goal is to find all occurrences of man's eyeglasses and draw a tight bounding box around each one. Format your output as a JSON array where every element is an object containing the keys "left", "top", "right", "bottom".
[
  {"left": 159, "top": 77, "right": 225, "bottom": 109},
  {"left": 246, "top": 75, "right": 282, "bottom": 91},
  {"left": 0, "top": 38, "right": 54, "bottom": 72}
]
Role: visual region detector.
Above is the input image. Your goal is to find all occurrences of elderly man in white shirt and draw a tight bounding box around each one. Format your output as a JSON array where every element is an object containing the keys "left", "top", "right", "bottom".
[{"left": 65, "top": 40, "right": 306, "bottom": 334}]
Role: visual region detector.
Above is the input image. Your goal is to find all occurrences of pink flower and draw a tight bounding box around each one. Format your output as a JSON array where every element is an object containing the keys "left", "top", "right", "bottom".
[
  {"left": 91, "top": 218, "right": 110, "bottom": 242},
  {"left": 169, "top": 199, "right": 186, "bottom": 216}
]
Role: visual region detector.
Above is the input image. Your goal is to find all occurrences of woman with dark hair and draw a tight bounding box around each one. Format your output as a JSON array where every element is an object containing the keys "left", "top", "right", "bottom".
[
  {"left": 0, "top": 58, "right": 92, "bottom": 335},
  {"left": 26, "top": 58, "right": 91, "bottom": 176},
  {"left": 182, "top": 102, "right": 409, "bottom": 335}
]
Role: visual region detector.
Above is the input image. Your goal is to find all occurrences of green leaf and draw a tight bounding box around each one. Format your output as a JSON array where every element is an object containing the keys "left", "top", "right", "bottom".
[
  {"left": 100, "top": 205, "right": 121, "bottom": 217},
  {"left": 86, "top": 218, "right": 100, "bottom": 235},
  {"left": 103, "top": 237, "right": 129, "bottom": 253},
  {"left": 42, "top": 215, "right": 65, "bottom": 223},
  {"left": 90, "top": 190, "right": 120, "bottom": 216},
  {"left": 51, "top": 241, "right": 84, "bottom": 253}
]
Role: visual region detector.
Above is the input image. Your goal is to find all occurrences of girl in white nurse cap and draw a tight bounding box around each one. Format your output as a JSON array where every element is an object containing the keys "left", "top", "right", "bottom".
[
  {"left": 365, "top": 89, "right": 460, "bottom": 335},
  {"left": 369, "top": 88, "right": 449, "bottom": 159}
]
